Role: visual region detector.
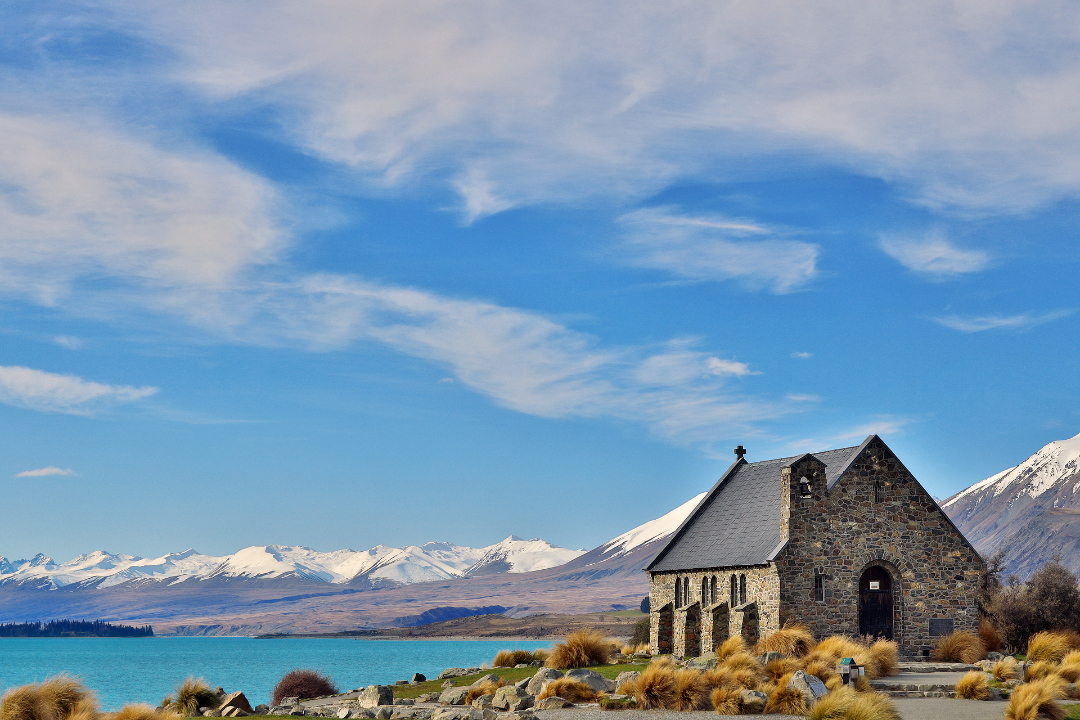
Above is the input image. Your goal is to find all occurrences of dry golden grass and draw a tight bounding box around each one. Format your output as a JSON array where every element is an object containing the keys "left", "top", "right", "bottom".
[
  {"left": 105, "top": 705, "right": 180, "bottom": 720},
  {"left": 718, "top": 652, "right": 762, "bottom": 675},
  {"left": 1005, "top": 675, "right": 1069, "bottom": 720},
  {"left": 0, "top": 676, "right": 97, "bottom": 720},
  {"left": 464, "top": 680, "right": 505, "bottom": 705},
  {"left": 807, "top": 685, "right": 856, "bottom": 720},
  {"left": 1057, "top": 662, "right": 1080, "bottom": 683},
  {"left": 1028, "top": 631, "right": 1073, "bottom": 664},
  {"left": 1063, "top": 650, "right": 1080, "bottom": 665},
  {"left": 1026, "top": 661, "right": 1058, "bottom": 682},
  {"left": 544, "top": 629, "right": 611, "bottom": 669},
  {"left": 36, "top": 676, "right": 92, "bottom": 720},
  {"left": 854, "top": 675, "right": 872, "bottom": 692},
  {"left": 700, "top": 667, "right": 733, "bottom": 690},
  {"left": 537, "top": 678, "right": 594, "bottom": 704},
  {"left": 979, "top": 619, "right": 1004, "bottom": 653},
  {"left": 868, "top": 639, "right": 899, "bottom": 677},
  {"left": 1056, "top": 630, "right": 1080, "bottom": 650},
  {"left": 649, "top": 655, "right": 678, "bottom": 669},
  {"left": 709, "top": 687, "right": 741, "bottom": 715},
  {"left": 931, "top": 630, "right": 986, "bottom": 664},
  {"left": 846, "top": 692, "right": 901, "bottom": 720},
  {"left": 493, "top": 649, "right": 538, "bottom": 667},
  {"left": 730, "top": 668, "right": 761, "bottom": 691},
  {"left": 763, "top": 658, "right": 800, "bottom": 683},
  {"left": 672, "top": 669, "right": 708, "bottom": 711},
  {"left": 635, "top": 664, "right": 676, "bottom": 710},
  {"left": 804, "top": 658, "right": 837, "bottom": 683},
  {"left": 162, "top": 679, "right": 218, "bottom": 718},
  {"left": 715, "top": 636, "right": 747, "bottom": 661},
  {"left": 955, "top": 671, "right": 990, "bottom": 700},
  {"left": 66, "top": 699, "right": 98, "bottom": 720},
  {"left": 993, "top": 658, "right": 1019, "bottom": 681},
  {"left": 764, "top": 687, "right": 808, "bottom": 716},
  {"left": 824, "top": 676, "right": 844, "bottom": 693},
  {"left": 756, "top": 622, "right": 815, "bottom": 658}
]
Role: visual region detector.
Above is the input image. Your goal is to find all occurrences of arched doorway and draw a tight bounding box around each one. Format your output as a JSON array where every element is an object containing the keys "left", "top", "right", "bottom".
[{"left": 858, "top": 566, "right": 894, "bottom": 639}]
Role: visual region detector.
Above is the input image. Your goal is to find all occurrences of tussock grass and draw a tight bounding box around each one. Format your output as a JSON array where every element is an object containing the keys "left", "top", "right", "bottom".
[
  {"left": 493, "top": 650, "right": 538, "bottom": 667},
  {"left": 763, "top": 658, "right": 800, "bottom": 683},
  {"left": 464, "top": 680, "right": 505, "bottom": 705},
  {"left": 756, "top": 622, "right": 815, "bottom": 658},
  {"left": 853, "top": 675, "right": 871, "bottom": 692},
  {"left": 649, "top": 655, "right": 678, "bottom": 669},
  {"left": 709, "top": 686, "right": 741, "bottom": 715},
  {"left": 729, "top": 668, "right": 760, "bottom": 691},
  {"left": 1057, "top": 662, "right": 1080, "bottom": 683},
  {"left": 614, "top": 677, "right": 638, "bottom": 696},
  {"left": 1029, "top": 631, "right": 1073, "bottom": 664},
  {"left": 537, "top": 678, "right": 594, "bottom": 703},
  {"left": 66, "top": 699, "right": 98, "bottom": 720},
  {"left": 700, "top": 667, "right": 732, "bottom": 690},
  {"left": 718, "top": 652, "right": 762, "bottom": 675},
  {"left": 545, "top": 629, "right": 611, "bottom": 669},
  {"left": 1, "top": 675, "right": 97, "bottom": 720},
  {"left": 805, "top": 657, "right": 837, "bottom": 683},
  {"left": 955, "top": 671, "right": 990, "bottom": 700},
  {"left": 1005, "top": 675, "right": 1069, "bottom": 720},
  {"left": 106, "top": 705, "right": 180, "bottom": 720},
  {"left": 980, "top": 619, "right": 1004, "bottom": 653},
  {"left": 825, "top": 675, "right": 845, "bottom": 693},
  {"left": 846, "top": 692, "right": 901, "bottom": 720},
  {"left": 1027, "top": 661, "right": 1059, "bottom": 682},
  {"left": 634, "top": 664, "right": 675, "bottom": 710},
  {"left": 993, "top": 657, "right": 1019, "bottom": 681},
  {"left": 715, "top": 636, "right": 746, "bottom": 661},
  {"left": 162, "top": 678, "right": 220, "bottom": 718},
  {"left": 806, "top": 635, "right": 886, "bottom": 679},
  {"left": 671, "top": 669, "right": 707, "bottom": 711},
  {"left": 931, "top": 630, "right": 986, "bottom": 664},
  {"left": 764, "top": 687, "right": 807, "bottom": 716},
  {"left": 868, "top": 640, "right": 899, "bottom": 677},
  {"left": 807, "top": 685, "right": 856, "bottom": 720}
]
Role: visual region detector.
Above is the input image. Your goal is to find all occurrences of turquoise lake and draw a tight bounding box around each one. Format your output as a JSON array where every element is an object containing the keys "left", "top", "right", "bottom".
[{"left": 0, "top": 637, "right": 551, "bottom": 711}]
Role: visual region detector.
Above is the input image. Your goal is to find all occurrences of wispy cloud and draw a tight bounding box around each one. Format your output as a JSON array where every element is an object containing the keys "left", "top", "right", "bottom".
[
  {"left": 16, "top": 466, "right": 76, "bottom": 478},
  {"left": 0, "top": 366, "right": 158, "bottom": 415},
  {"left": 879, "top": 232, "right": 991, "bottom": 276},
  {"left": 791, "top": 351, "right": 813, "bottom": 359},
  {"left": 932, "top": 310, "right": 1073, "bottom": 333},
  {"left": 617, "top": 207, "right": 819, "bottom": 293},
  {"left": 54, "top": 336, "right": 83, "bottom": 350}
]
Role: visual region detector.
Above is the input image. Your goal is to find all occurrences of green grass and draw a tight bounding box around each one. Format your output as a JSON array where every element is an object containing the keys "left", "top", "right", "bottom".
[
  {"left": 391, "top": 662, "right": 649, "bottom": 700},
  {"left": 607, "top": 610, "right": 647, "bottom": 617},
  {"left": 1064, "top": 703, "right": 1080, "bottom": 719}
]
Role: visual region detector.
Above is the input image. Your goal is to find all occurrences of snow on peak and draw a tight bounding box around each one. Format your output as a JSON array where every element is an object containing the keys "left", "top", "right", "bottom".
[
  {"left": 599, "top": 491, "right": 708, "bottom": 559},
  {"left": 943, "top": 430, "right": 1080, "bottom": 508}
]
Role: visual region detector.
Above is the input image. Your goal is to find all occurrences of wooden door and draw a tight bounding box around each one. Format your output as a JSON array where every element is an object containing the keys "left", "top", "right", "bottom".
[{"left": 858, "top": 566, "right": 893, "bottom": 639}]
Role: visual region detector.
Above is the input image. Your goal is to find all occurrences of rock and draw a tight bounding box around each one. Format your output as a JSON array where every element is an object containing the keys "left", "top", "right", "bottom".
[
  {"left": 358, "top": 686, "right": 395, "bottom": 708},
  {"left": 481, "top": 710, "right": 495, "bottom": 720},
  {"left": 352, "top": 711, "right": 376, "bottom": 719},
  {"left": 441, "top": 682, "right": 454, "bottom": 689},
  {"left": 469, "top": 695, "right": 494, "bottom": 710},
  {"left": 987, "top": 652, "right": 1004, "bottom": 662},
  {"left": 564, "top": 669, "right": 614, "bottom": 693},
  {"left": 438, "top": 669, "right": 469, "bottom": 680},
  {"left": 395, "top": 681, "right": 409, "bottom": 686},
  {"left": 759, "top": 651, "right": 784, "bottom": 665},
  {"left": 597, "top": 696, "right": 635, "bottom": 711},
  {"left": 787, "top": 670, "right": 828, "bottom": 708},
  {"left": 525, "top": 668, "right": 563, "bottom": 696},
  {"left": 739, "top": 689, "right": 767, "bottom": 714},
  {"left": 491, "top": 686, "right": 533, "bottom": 712},
  {"left": 411, "top": 674, "right": 427, "bottom": 684},
  {"left": 511, "top": 711, "right": 536, "bottom": 720},
  {"left": 470, "top": 675, "right": 502, "bottom": 687},
  {"left": 253, "top": 706, "right": 269, "bottom": 715},
  {"left": 529, "top": 661, "right": 543, "bottom": 667},
  {"left": 416, "top": 693, "right": 441, "bottom": 703},
  {"left": 613, "top": 672, "right": 640, "bottom": 692},
  {"left": 268, "top": 706, "right": 292, "bottom": 716},
  {"left": 394, "top": 700, "right": 414, "bottom": 707},
  {"left": 432, "top": 709, "right": 481, "bottom": 720},
  {"left": 202, "top": 711, "right": 221, "bottom": 718},
  {"left": 281, "top": 699, "right": 301, "bottom": 708},
  {"left": 437, "top": 687, "right": 470, "bottom": 706},
  {"left": 337, "top": 709, "right": 352, "bottom": 719},
  {"left": 514, "top": 664, "right": 529, "bottom": 669},
  {"left": 220, "top": 692, "right": 254, "bottom": 714},
  {"left": 514, "top": 678, "right": 530, "bottom": 691},
  {"left": 375, "top": 708, "right": 393, "bottom": 720},
  {"left": 533, "top": 697, "right": 572, "bottom": 710},
  {"left": 686, "top": 653, "right": 717, "bottom": 670},
  {"left": 390, "top": 711, "right": 415, "bottom": 720}
]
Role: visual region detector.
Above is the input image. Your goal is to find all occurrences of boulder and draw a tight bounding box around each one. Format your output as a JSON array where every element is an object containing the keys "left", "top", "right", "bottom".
[
  {"left": 411, "top": 674, "right": 427, "bottom": 684},
  {"left": 253, "top": 706, "right": 269, "bottom": 715},
  {"left": 514, "top": 678, "right": 530, "bottom": 690},
  {"left": 281, "top": 699, "right": 301, "bottom": 708},
  {"left": 987, "top": 652, "right": 1004, "bottom": 662},
  {"left": 739, "top": 689, "right": 767, "bottom": 714},
  {"left": 220, "top": 692, "right": 254, "bottom": 714},
  {"left": 432, "top": 709, "right": 481, "bottom": 720},
  {"left": 564, "top": 669, "right": 614, "bottom": 693},
  {"left": 393, "top": 700, "right": 414, "bottom": 707},
  {"left": 268, "top": 706, "right": 293, "bottom": 716},
  {"left": 525, "top": 668, "right": 563, "bottom": 696},
  {"left": 437, "top": 688, "right": 470, "bottom": 706},
  {"left": 514, "top": 665, "right": 529, "bottom": 669},
  {"left": 438, "top": 669, "right": 469, "bottom": 680},
  {"left": 613, "top": 672, "right": 640, "bottom": 693},
  {"left": 222, "top": 709, "right": 250, "bottom": 718},
  {"left": 533, "top": 697, "right": 572, "bottom": 710},
  {"left": 787, "top": 670, "right": 828, "bottom": 709},
  {"left": 202, "top": 711, "right": 221, "bottom": 718},
  {"left": 352, "top": 711, "right": 376, "bottom": 719},
  {"left": 416, "top": 693, "right": 441, "bottom": 703},
  {"left": 375, "top": 708, "right": 393, "bottom": 720},
  {"left": 686, "top": 653, "right": 717, "bottom": 670},
  {"left": 358, "top": 686, "right": 395, "bottom": 709},
  {"left": 470, "top": 675, "right": 501, "bottom": 687},
  {"left": 336, "top": 709, "right": 351, "bottom": 719},
  {"left": 469, "top": 696, "right": 494, "bottom": 710},
  {"left": 491, "top": 686, "right": 533, "bottom": 712}
]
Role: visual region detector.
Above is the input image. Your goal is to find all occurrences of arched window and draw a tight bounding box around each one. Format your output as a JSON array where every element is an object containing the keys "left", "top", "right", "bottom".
[
  {"left": 739, "top": 574, "right": 747, "bottom": 604},
  {"left": 701, "top": 577, "right": 708, "bottom": 603},
  {"left": 675, "top": 577, "right": 682, "bottom": 607},
  {"left": 730, "top": 574, "right": 737, "bottom": 606},
  {"left": 711, "top": 576, "right": 717, "bottom": 604}
]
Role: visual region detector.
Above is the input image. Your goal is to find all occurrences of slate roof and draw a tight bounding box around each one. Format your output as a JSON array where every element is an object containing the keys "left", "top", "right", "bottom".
[{"left": 645, "top": 441, "right": 866, "bottom": 573}]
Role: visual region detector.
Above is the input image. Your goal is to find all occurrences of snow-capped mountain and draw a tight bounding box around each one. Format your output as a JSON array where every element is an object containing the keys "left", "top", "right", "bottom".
[
  {"left": 596, "top": 492, "right": 706, "bottom": 561},
  {"left": 0, "top": 537, "right": 583, "bottom": 590},
  {"left": 942, "top": 430, "right": 1080, "bottom": 579}
]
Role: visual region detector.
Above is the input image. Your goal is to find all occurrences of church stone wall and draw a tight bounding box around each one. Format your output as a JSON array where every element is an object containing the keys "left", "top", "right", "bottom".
[{"left": 774, "top": 437, "right": 983, "bottom": 657}]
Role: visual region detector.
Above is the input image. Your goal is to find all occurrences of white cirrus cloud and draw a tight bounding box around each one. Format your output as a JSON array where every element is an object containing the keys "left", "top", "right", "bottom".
[
  {"left": 791, "top": 351, "right": 813, "bottom": 359},
  {"left": 16, "top": 466, "right": 76, "bottom": 478},
  {"left": 54, "top": 336, "right": 83, "bottom": 350},
  {"left": 0, "top": 366, "right": 158, "bottom": 415},
  {"left": 879, "top": 232, "right": 991, "bottom": 276},
  {"left": 932, "top": 310, "right": 1073, "bottom": 333},
  {"left": 617, "top": 207, "right": 819, "bottom": 293}
]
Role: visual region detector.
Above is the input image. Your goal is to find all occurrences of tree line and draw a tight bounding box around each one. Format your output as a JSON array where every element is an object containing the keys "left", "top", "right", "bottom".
[{"left": 0, "top": 619, "right": 153, "bottom": 637}]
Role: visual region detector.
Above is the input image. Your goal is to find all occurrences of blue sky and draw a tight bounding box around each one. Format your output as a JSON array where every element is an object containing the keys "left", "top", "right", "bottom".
[{"left": 3, "top": 2, "right": 1080, "bottom": 561}]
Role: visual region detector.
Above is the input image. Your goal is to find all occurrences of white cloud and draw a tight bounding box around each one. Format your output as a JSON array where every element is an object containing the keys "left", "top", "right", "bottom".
[
  {"left": 932, "top": 310, "right": 1073, "bottom": 333},
  {"left": 16, "top": 466, "right": 76, "bottom": 478},
  {"left": 785, "top": 393, "right": 820, "bottom": 403},
  {"left": 54, "top": 336, "right": 83, "bottom": 350},
  {"left": 116, "top": 2, "right": 1080, "bottom": 216},
  {"left": 791, "top": 351, "right": 813, "bottom": 359},
  {"left": 618, "top": 207, "right": 819, "bottom": 293},
  {"left": 0, "top": 366, "right": 158, "bottom": 415},
  {"left": 880, "top": 232, "right": 991, "bottom": 276},
  {"left": 707, "top": 357, "right": 760, "bottom": 377}
]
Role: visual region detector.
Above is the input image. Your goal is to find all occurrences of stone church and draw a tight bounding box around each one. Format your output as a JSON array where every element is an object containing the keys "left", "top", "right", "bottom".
[{"left": 645, "top": 435, "right": 984, "bottom": 658}]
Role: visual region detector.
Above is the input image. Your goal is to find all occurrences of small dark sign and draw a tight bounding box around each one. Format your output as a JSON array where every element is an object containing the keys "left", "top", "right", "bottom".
[{"left": 929, "top": 619, "right": 954, "bottom": 637}]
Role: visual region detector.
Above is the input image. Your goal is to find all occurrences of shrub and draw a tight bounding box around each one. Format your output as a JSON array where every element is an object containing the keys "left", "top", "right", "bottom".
[
  {"left": 764, "top": 686, "right": 807, "bottom": 716},
  {"left": 1005, "top": 675, "right": 1069, "bottom": 720},
  {"left": 270, "top": 669, "right": 338, "bottom": 707},
  {"left": 629, "top": 618, "right": 650, "bottom": 648},
  {"left": 955, "top": 671, "right": 990, "bottom": 700},
  {"left": 493, "top": 650, "right": 538, "bottom": 667},
  {"left": 634, "top": 664, "right": 675, "bottom": 710},
  {"left": 538, "top": 677, "right": 594, "bottom": 703},
  {"left": 993, "top": 658, "right": 1019, "bottom": 681},
  {"left": 1, "top": 676, "right": 97, "bottom": 720},
  {"left": 763, "top": 658, "right": 799, "bottom": 683},
  {"left": 868, "top": 639, "right": 899, "bottom": 678},
  {"left": 980, "top": 618, "right": 1004, "bottom": 653},
  {"left": 640, "top": 597, "right": 649, "bottom": 614},
  {"left": 716, "top": 636, "right": 746, "bottom": 661},
  {"left": 807, "top": 685, "right": 856, "bottom": 720},
  {"left": 709, "top": 686, "right": 741, "bottom": 715},
  {"left": 1029, "top": 631, "right": 1073, "bottom": 664},
  {"left": 846, "top": 691, "right": 900, "bottom": 720},
  {"left": 931, "top": 630, "right": 986, "bottom": 664},
  {"left": 545, "top": 629, "right": 611, "bottom": 669},
  {"left": 993, "top": 560, "right": 1080, "bottom": 653},
  {"left": 111, "top": 705, "right": 180, "bottom": 720},
  {"left": 756, "top": 622, "right": 814, "bottom": 658},
  {"left": 672, "top": 669, "right": 707, "bottom": 711},
  {"left": 464, "top": 680, "right": 505, "bottom": 706}
]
